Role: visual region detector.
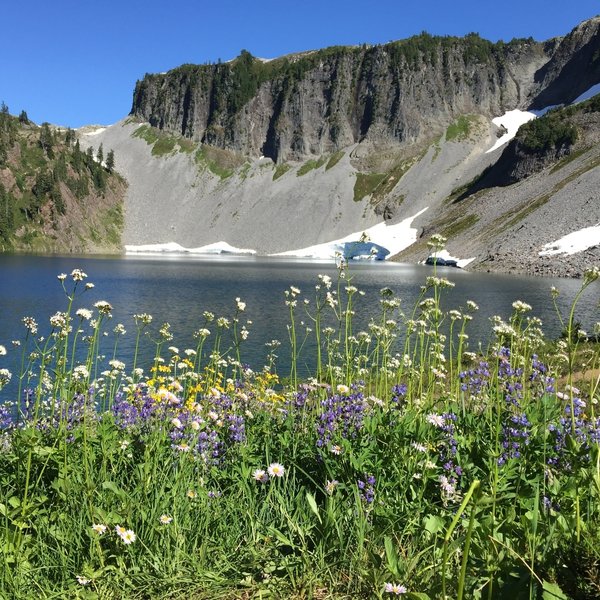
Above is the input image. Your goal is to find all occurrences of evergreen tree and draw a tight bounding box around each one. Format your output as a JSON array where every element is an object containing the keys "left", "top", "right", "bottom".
[
  {"left": 105, "top": 149, "right": 115, "bottom": 173},
  {"left": 18, "top": 110, "right": 28, "bottom": 124},
  {"left": 39, "top": 123, "right": 54, "bottom": 157},
  {"left": 96, "top": 143, "right": 104, "bottom": 164},
  {"left": 0, "top": 101, "right": 8, "bottom": 115}
]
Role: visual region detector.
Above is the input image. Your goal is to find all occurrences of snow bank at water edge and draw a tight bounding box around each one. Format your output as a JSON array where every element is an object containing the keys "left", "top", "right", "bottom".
[
  {"left": 539, "top": 224, "right": 600, "bottom": 256},
  {"left": 274, "top": 208, "right": 428, "bottom": 259},
  {"left": 124, "top": 241, "right": 257, "bottom": 255},
  {"left": 426, "top": 249, "right": 476, "bottom": 269}
]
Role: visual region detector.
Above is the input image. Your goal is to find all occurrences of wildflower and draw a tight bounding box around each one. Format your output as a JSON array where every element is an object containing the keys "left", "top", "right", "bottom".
[
  {"left": 411, "top": 441, "right": 427, "bottom": 453},
  {"left": 22, "top": 316, "right": 38, "bottom": 334},
  {"left": 171, "top": 417, "right": 183, "bottom": 429},
  {"left": 159, "top": 322, "right": 173, "bottom": 340},
  {"left": 252, "top": 469, "right": 269, "bottom": 483},
  {"left": 325, "top": 479, "right": 339, "bottom": 495},
  {"left": 92, "top": 524, "right": 107, "bottom": 535},
  {"left": 113, "top": 323, "right": 126, "bottom": 335},
  {"left": 0, "top": 345, "right": 6, "bottom": 356},
  {"left": 512, "top": 300, "right": 532, "bottom": 313},
  {"left": 134, "top": 313, "right": 153, "bottom": 325},
  {"left": 267, "top": 463, "right": 285, "bottom": 478},
  {"left": 0, "top": 369, "right": 12, "bottom": 387},
  {"left": 384, "top": 583, "right": 407, "bottom": 595},
  {"left": 76, "top": 308, "right": 93, "bottom": 320},
  {"left": 159, "top": 515, "right": 173, "bottom": 525},
  {"left": 318, "top": 274, "right": 332, "bottom": 289},
  {"left": 584, "top": 266, "right": 599, "bottom": 284},
  {"left": 76, "top": 575, "right": 91, "bottom": 586},
  {"left": 85, "top": 282, "right": 95, "bottom": 289},
  {"left": 70, "top": 269, "right": 87, "bottom": 281},
  {"left": 186, "top": 490, "right": 197, "bottom": 499},
  {"left": 57, "top": 273, "right": 67, "bottom": 281},
  {"left": 235, "top": 297, "right": 246, "bottom": 311},
  {"left": 336, "top": 384, "right": 350, "bottom": 394},
  {"left": 94, "top": 301, "right": 113, "bottom": 315},
  {"left": 119, "top": 529, "right": 136, "bottom": 544},
  {"left": 426, "top": 413, "right": 445, "bottom": 428},
  {"left": 73, "top": 365, "right": 90, "bottom": 381},
  {"left": 115, "top": 525, "right": 127, "bottom": 536},
  {"left": 330, "top": 444, "right": 342, "bottom": 455}
]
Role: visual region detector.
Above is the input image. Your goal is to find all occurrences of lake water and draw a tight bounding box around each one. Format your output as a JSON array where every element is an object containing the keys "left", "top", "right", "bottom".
[{"left": 0, "top": 254, "right": 598, "bottom": 399}]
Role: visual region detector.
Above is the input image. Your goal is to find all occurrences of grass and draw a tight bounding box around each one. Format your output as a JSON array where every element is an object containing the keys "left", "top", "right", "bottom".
[
  {"left": 325, "top": 151, "right": 345, "bottom": 171},
  {"left": 0, "top": 260, "right": 599, "bottom": 599},
  {"left": 273, "top": 163, "right": 292, "bottom": 181},
  {"left": 132, "top": 124, "right": 197, "bottom": 157},
  {"left": 440, "top": 213, "right": 479, "bottom": 238},
  {"left": 195, "top": 145, "right": 245, "bottom": 180},
  {"left": 445, "top": 115, "right": 479, "bottom": 142},
  {"left": 297, "top": 156, "right": 328, "bottom": 177},
  {"left": 353, "top": 172, "right": 387, "bottom": 202}
]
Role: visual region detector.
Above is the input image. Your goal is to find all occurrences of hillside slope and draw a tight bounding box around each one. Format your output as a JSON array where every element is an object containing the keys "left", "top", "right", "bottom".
[{"left": 0, "top": 110, "right": 125, "bottom": 253}]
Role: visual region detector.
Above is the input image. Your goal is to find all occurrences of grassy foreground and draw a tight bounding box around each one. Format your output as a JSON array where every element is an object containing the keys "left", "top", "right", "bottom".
[{"left": 0, "top": 249, "right": 599, "bottom": 599}]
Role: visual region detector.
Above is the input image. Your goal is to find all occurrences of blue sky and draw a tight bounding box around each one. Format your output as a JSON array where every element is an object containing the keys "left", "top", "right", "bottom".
[{"left": 1, "top": 1, "right": 598, "bottom": 128}]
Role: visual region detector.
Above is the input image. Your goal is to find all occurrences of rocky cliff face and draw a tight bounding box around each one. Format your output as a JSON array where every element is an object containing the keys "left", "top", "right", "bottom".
[{"left": 131, "top": 35, "right": 551, "bottom": 163}]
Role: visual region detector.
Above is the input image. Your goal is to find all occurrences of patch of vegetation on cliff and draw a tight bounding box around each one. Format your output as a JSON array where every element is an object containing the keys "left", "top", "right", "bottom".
[
  {"left": 325, "top": 150, "right": 345, "bottom": 170},
  {"left": 445, "top": 115, "right": 480, "bottom": 142},
  {"left": 369, "top": 158, "right": 415, "bottom": 205},
  {"left": 272, "top": 163, "right": 291, "bottom": 180},
  {"left": 440, "top": 213, "right": 479, "bottom": 238},
  {"left": 297, "top": 156, "right": 328, "bottom": 177},
  {"left": 516, "top": 110, "right": 578, "bottom": 152},
  {"left": 132, "top": 124, "right": 194, "bottom": 156},
  {"left": 353, "top": 172, "right": 387, "bottom": 202},
  {"left": 0, "top": 104, "right": 124, "bottom": 251},
  {"left": 195, "top": 145, "right": 246, "bottom": 180}
]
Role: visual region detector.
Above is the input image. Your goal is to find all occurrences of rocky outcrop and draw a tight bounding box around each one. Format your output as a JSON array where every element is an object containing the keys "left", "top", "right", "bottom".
[{"left": 131, "top": 36, "right": 551, "bottom": 163}]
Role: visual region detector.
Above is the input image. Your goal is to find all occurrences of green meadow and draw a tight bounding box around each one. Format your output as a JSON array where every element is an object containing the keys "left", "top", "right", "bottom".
[{"left": 1, "top": 242, "right": 599, "bottom": 599}]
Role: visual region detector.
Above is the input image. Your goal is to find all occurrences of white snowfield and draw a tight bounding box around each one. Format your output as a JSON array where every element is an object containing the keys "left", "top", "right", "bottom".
[
  {"left": 274, "top": 208, "right": 429, "bottom": 259},
  {"left": 486, "top": 82, "right": 600, "bottom": 154},
  {"left": 539, "top": 224, "right": 600, "bottom": 256},
  {"left": 124, "top": 241, "right": 257, "bottom": 255},
  {"left": 124, "top": 208, "right": 461, "bottom": 263},
  {"left": 486, "top": 110, "right": 537, "bottom": 154}
]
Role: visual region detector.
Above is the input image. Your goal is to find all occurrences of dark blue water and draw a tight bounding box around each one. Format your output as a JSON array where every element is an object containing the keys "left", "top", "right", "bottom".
[{"left": 0, "top": 253, "right": 598, "bottom": 400}]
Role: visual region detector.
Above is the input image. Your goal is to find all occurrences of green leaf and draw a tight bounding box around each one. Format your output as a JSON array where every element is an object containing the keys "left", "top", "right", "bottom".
[
  {"left": 424, "top": 514, "right": 444, "bottom": 535},
  {"left": 406, "top": 593, "right": 431, "bottom": 600},
  {"left": 101, "top": 481, "right": 128, "bottom": 499},
  {"left": 542, "top": 580, "right": 568, "bottom": 599},
  {"left": 384, "top": 536, "right": 399, "bottom": 576},
  {"left": 306, "top": 492, "right": 322, "bottom": 524}
]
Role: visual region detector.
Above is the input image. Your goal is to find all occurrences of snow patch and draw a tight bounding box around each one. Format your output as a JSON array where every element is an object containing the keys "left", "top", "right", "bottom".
[
  {"left": 274, "top": 208, "right": 428, "bottom": 259},
  {"left": 486, "top": 81, "right": 600, "bottom": 154},
  {"left": 125, "top": 241, "right": 257, "bottom": 255},
  {"left": 486, "top": 110, "right": 537, "bottom": 153},
  {"left": 431, "top": 249, "right": 476, "bottom": 269},
  {"left": 539, "top": 224, "right": 600, "bottom": 256}
]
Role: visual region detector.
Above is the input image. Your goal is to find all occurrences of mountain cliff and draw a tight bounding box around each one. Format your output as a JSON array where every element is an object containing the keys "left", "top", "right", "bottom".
[
  {"left": 130, "top": 35, "right": 548, "bottom": 163},
  {"left": 75, "top": 16, "right": 600, "bottom": 277}
]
